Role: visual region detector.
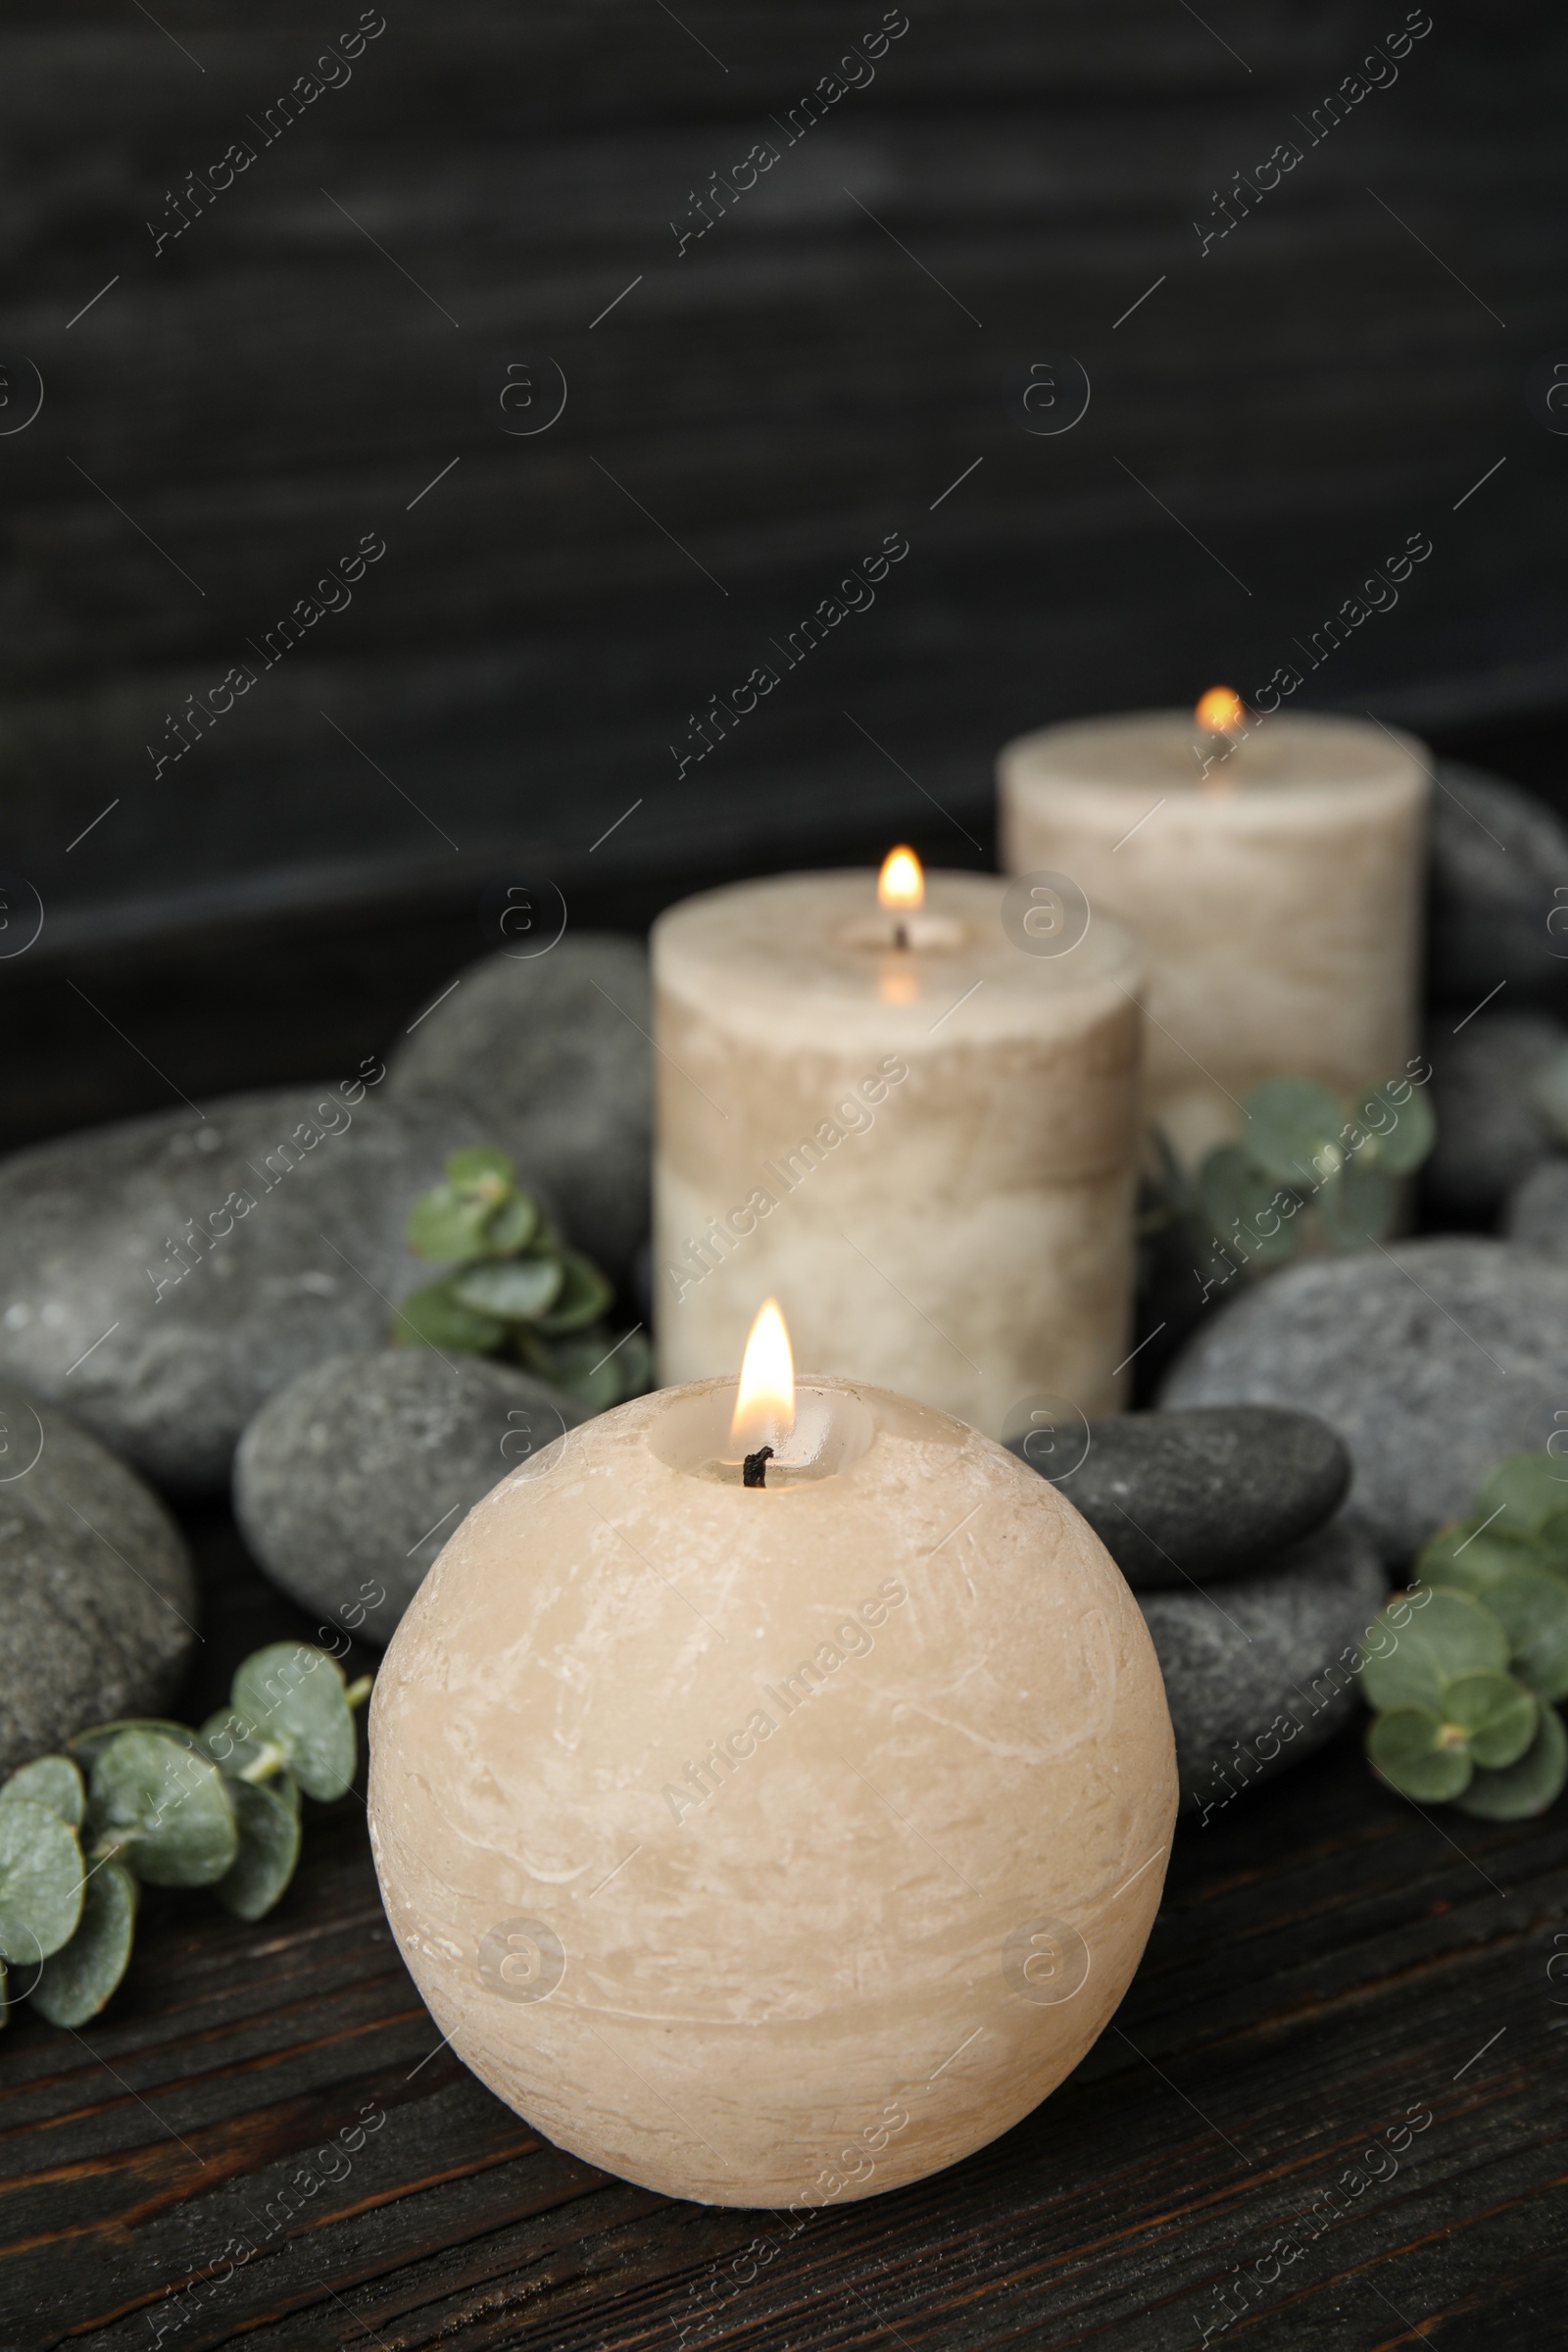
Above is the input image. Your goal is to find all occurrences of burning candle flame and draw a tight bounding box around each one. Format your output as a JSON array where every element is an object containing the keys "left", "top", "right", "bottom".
[
  {"left": 877, "top": 846, "right": 924, "bottom": 910},
  {"left": 1194, "top": 686, "right": 1246, "bottom": 736},
  {"left": 730, "top": 1298, "right": 796, "bottom": 1451}
]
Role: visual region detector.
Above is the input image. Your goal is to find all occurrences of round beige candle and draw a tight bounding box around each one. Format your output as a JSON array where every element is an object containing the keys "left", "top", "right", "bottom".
[
  {"left": 652, "top": 866, "right": 1145, "bottom": 1437},
  {"left": 998, "top": 706, "right": 1430, "bottom": 1164},
  {"left": 368, "top": 1363, "right": 1176, "bottom": 2207}
]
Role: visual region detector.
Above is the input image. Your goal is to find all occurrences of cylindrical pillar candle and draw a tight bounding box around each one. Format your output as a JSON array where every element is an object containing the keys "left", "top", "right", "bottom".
[
  {"left": 998, "top": 708, "right": 1430, "bottom": 1165},
  {"left": 652, "top": 869, "right": 1145, "bottom": 1436},
  {"left": 368, "top": 1367, "right": 1177, "bottom": 2206}
]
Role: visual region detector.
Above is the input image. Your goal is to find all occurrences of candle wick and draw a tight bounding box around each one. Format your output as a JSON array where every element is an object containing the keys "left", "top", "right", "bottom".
[
  {"left": 743, "top": 1445, "right": 774, "bottom": 1489},
  {"left": 893, "top": 921, "right": 908, "bottom": 951}
]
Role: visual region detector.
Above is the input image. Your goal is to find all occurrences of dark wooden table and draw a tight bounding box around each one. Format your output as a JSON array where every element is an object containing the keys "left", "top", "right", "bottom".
[{"left": 3, "top": 1504, "right": 1565, "bottom": 2352}]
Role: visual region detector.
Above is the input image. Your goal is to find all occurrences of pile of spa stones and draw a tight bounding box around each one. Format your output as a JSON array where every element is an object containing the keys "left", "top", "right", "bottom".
[{"left": 1011, "top": 1404, "right": 1385, "bottom": 1816}]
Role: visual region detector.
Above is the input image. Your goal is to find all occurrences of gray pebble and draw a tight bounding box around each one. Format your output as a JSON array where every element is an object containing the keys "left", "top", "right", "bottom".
[
  {"left": 0, "top": 1081, "right": 496, "bottom": 1493},
  {"left": 386, "top": 934, "right": 652, "bottom": 1284},
  {"left": 1427, "top": 760, "right": 1568, "bottom": 1011},
  {"left": 1139, "top": 1518, "right": 1389, "bottom": 1815},
  {"left": 0, "top": 1383, "right": 196, "bottom": 1778},
  {"left": 233, "top": 1349, "right": 591, "bottom": 1643},
  {"left": 1159, "top": 1238, "right": 1568, "bottom": 1564},
  {"left": 1424, "top": 1008, "right": 1567, "bottom": 1222},
  {"left": 1503, "top": 1158, "right": 1568, "bottom": 1263},
  {"left": 1017, "top": 1405, "right": 1348, "bottom": 1587}
]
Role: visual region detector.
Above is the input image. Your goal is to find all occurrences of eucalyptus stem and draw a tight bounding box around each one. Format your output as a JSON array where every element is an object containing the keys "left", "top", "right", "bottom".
[{"left": 1, "top": 1641, "right": 375, "bottom": 2031}]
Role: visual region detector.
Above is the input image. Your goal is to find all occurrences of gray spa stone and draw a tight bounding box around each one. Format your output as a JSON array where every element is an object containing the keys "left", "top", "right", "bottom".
[
  {"left": 1503, "top": 1158, "right": 1568, "bottom": 1264},
  {"left": 0, "top": 1082, "right": 485, "bottom": 1493},
  {"left": 1015, "top": 1405, "right": 1349, "bottom": 1588},
  {"left": 0, "top": 1383, "right": 197, "bottom": 1778},
  {"left": 233, "top": 1348, "right": 591, "bottom": 1642},
  {"left": 1423, "top": 1008, "right": 1567, "bottom": 1222},
  {"left": 1139, "top": 1518, "right": 1389, "bottom": 1815},
  {"left": 1426, "top": 760, "right": 1568, "bottom": 1010},
  {"left": 386, "top": 934, "right": 652, "bottom": 1285},
  {"left": 1159, "top": 1239, "right": 1568, "bottom": 1565}
]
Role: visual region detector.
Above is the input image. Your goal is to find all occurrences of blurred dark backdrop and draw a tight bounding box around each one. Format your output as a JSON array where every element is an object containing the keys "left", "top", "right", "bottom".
[{"left": 2, "top": 0, "right": 1566, "bottom": 1142}]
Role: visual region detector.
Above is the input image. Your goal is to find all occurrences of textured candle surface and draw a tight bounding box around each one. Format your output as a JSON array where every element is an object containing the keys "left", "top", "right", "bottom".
[
  {"left": 368, "top": 1378, "right": 1176, "bottom": 2207},
  {"left": 999, "top": 710, "right": 1429, "bottom": 1163},
  {"left": 653, "top": 871, "right": 1144, "bottom": 1435}
]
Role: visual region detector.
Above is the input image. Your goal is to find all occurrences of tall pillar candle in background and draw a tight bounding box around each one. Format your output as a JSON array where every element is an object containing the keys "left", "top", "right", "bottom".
[
  {"left": 652, "top": 859, "right": 1145, "bottom": 1437},
  {"left": 998, "top": 702, "right": 1430, "bottom": 1165}
]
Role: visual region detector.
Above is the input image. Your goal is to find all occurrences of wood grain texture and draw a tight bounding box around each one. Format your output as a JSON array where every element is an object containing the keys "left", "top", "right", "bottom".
[
  {"left": 0, "top": 1, "right": 1564, "bottom": 936},
  {"left": 1, "top": 1504, "right": 1564, "bottom": 2351}
]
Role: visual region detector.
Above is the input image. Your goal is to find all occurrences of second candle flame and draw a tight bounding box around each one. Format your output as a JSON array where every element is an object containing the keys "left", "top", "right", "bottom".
[
  {"left": 1194, "top": 685, "right": 1246, "bottom": 737},
  {"left": 877, "top": 846, "right": 924, "bottom": 910},
  {"left": 730, "top": 1298, "right": 797, "bottom": 1451}
]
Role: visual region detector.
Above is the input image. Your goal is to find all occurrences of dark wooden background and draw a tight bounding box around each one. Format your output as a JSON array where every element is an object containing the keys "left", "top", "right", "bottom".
[{"left": 2, "top": 0, "right": 1566, "bottom": 961}]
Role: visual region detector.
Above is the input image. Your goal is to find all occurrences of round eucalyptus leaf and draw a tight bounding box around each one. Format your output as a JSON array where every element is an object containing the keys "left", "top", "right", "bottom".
[
  {"left": 483, "top": 1191, "right": 540, "bottom": 1254},
  {"left": 67, "top": 1720, "right": 204, "bottom": 1775},
  {"left": 88, "top": 1731, "right": 238, "bottom": 1887},
  {"left": 1242, "top": 1077, "right": 1345, "bottom": 1184},
  {"left": 1317, "top": 1156, "right": 1396, "bottom": 1250},
  {"left": 1476, "top": 1452, "right": 1568, "bottom": 1537},
  {"left": 1194, "top": 1145, "right": 1298, "bottom": 1268},
  {"left": 0, "top": 1798, "right": 84, "bottom": 1964},
  {"left": 393, "top": 1280, "right": 506, "bottom": 1355},
  {"left": 1417, "top": 1520, "right": 1538, "bottom": 1596},
  {"left": 1361, "top": 1588, "right": 1509, "bottom": 1712},
  {"left": 216, "top": 1779, "right": 303, "bottom": 1922},
  {"left": 454, "top": 1257, "right": 564, "bottom": 1320},
  {"left": 444, "top": 1145, "right": 514, "bottom": 1197},
  {"left": 32, "top": 1861, "right": 137, "bottom": 2028},
  {"left": 1454, "top": 1701, "right": 1568, "bottom": 1820},
  {"left": 531, "top": 1251, "right": 616, "bottom": 1335},
  {"left": 1482, "top": 1572, "right": 1568, "bottom": 1703},
  {"left": 514, "top": 1327, "right": 624, "bottom": 1409},
  {"left": 230, "top": 1646, "right": 356, "bottom": 1803},
  {"left": 604, "top": 1327, "right": 653, "bottom": 1402},
  {"left": 405, "top": 1187, "right": 494, "bottom": 1265},
  {"left": 1442, "top": 1671, "right": 1539, "bottom": 1769},
  {"left": 197, "top": 1710, "right": 277, "bottom": 1782},
  {"left": 1354, "top": 1078, "right": 1435, "bottom": 1176},
  {"left": 1367, "top": 1706, "right": 1473, "bottom": 1803},
  {"left": 1, "top": 1756, "right": 84, "bottom": 1828},
  {"left": 1526, "top": 1507, "right": 1568, "bottom": 1578}
]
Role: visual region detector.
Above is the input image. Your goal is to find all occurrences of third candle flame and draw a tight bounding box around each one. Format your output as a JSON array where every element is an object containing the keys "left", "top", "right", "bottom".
[
  {"left": 1194, "top": 685, "right": 1246, "bottom": 736},
  {"left": 877, "top": 845, "right": 924, "bottom": 910},
  {"left": 730, "top": 1298, "right": 797, "bottom": 1451}
]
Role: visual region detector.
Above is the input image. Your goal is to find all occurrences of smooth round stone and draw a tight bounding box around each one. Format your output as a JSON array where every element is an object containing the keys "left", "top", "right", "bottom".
[
  {"left": 1159, "top": 1239, "right": 1568, "bottom": 1563},
  {"left": 0, "top": 1085, "right": 488, "bottom": 1493},
  {"left": 386, "top": 935, "right": 652, "bottom": 1285},
  {"left": 1139, "top": 1519, "right": 1388, "bottom": 1815},
  {"left": 1424, "top": 1009, "right": 1566, "bottom": 1221},
  {"left": 0, "top": 1382, "right": 196, "bottom": 1778},
  {"left": 1427, "top": 760, "right": 1568, "bottom": 1011},
  {"left": 1013, "top": 1405, "right": 1348, "bottom": 1588},
  {"left": 1504, "top": 1159, "right": 1568, "bottom": 1263},
  {"left": 234, "top": 1350, "right": 591, "bottom": 1643}
]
